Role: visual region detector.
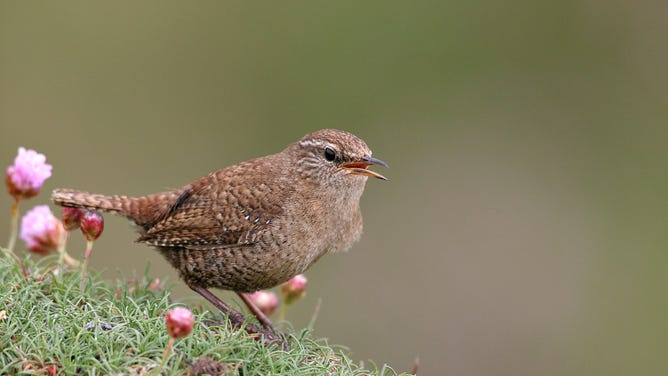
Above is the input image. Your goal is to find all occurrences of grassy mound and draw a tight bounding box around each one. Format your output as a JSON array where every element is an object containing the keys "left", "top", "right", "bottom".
[{"left": 0, "top": 255, "right": 404, "bottom": 375}]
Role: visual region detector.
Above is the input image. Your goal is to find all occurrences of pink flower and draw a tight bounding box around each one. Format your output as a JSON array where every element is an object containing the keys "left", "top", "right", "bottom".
[
  {"left": 248, "top": 291, "right": 279, "bottom": 316},
  {"left": 80, "top": 210, "right": 104, "bottom": 241},
  {"left": 5, "top": 147, "right": 52, "bottom": 200},
  {"left": 165, "top": 307, "right": 194, "bottom": 339},
  {"left": 281, "top": 274, "right": 307, "bottom": 304},
  {"left": 20, "top": 205, "right": 66, "bottom": 255}
]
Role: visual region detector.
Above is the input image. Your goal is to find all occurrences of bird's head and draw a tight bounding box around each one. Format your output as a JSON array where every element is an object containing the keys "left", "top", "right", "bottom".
[{"left": 291, "top": 129, "right": 388, "bottom": 187}]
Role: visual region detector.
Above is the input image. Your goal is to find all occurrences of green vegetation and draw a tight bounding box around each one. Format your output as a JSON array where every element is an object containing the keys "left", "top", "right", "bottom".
[{"left": 0, "top": 254, "right": 404, "bottom": 375}]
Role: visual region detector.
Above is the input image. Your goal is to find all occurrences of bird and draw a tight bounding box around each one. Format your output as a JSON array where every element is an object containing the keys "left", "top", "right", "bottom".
[{"left": 52, "top": 129, "right": 388, "bottom": 337}]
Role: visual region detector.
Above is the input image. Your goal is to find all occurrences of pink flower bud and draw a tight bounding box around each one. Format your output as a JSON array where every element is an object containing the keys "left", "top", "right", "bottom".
[
  {"left": 248, "top": 291, "right": 279, "bottom": 316},
  {"left": 5, "top": 147, "right": 52, "bottom": 200},
  {"left": 20, "top": 205, "right": 66, "bottom": 255},
  {"left": 281, "top": 274, "right": 307, "bottom": 304},
  {"left": 61, "top": 207, "right": 84, "bottom": 231},
  {"left": 80, "top": 211, "right": 104, "bottom": 241},
  {"left": 165, "top": 307, "right": 194, "bottom": 339}
]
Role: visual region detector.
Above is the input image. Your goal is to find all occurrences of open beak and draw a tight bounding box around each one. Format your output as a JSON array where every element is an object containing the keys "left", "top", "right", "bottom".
[{"left": 341, "top": 156, "right": 389, "bottom": 180}]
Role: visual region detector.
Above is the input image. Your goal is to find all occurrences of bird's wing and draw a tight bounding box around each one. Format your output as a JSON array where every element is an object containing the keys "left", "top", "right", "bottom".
[{"left": 136, "top": 170, "right": 284, "bottom": 250}]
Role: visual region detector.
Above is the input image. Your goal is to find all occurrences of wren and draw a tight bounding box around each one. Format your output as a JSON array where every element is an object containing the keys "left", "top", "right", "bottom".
[{"left": 52, "top": 129, "right": 387, "bottom": 336}]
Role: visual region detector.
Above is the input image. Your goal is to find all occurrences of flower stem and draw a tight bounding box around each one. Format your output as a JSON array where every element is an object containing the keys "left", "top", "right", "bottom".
[
  {"left": 6, "top": 198, "right": 19, "bottom": 252},
  {"left": 63, "top": 251, "right": 80, "bottom": 267},
  {"left": 61, "top": 233, "right": 80, "bottom": 268},
  {"left": 278, "top": 302, "right": 287, "bottom": 321},
  {"left": 156, "top": 337, "right": 174, "bottom": 375},
  {"left": 80, "top": 240, "right": 94, "bottom": 291},
  {"left": 57, "top": 244, "right": 66, "bottom": 274}
]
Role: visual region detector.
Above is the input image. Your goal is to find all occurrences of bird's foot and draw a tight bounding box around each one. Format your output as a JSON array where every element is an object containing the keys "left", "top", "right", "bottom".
[
  {"left": 202, "top": 317, "right": 287, "bottom": 349},
  {"left": 192, "top": 286, "right": 287, "bottom": 348}
]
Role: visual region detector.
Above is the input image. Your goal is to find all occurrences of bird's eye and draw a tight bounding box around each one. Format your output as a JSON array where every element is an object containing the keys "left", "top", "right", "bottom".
[{"left": 324, "top": 147, "right": 336, "bottom": 162}]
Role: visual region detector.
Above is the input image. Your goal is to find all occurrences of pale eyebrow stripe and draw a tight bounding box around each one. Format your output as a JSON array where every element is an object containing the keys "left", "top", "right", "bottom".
[{"left": 299, "top": 139, "right": 336, "bottom": 150}]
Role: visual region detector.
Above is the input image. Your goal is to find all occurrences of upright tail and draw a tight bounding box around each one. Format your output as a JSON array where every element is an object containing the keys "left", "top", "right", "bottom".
[{"left": 52, "top": 188, "right": 181, "bottom": 229}]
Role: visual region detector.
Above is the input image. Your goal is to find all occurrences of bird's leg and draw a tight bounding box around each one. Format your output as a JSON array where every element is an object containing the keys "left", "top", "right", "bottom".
[
  {"left": 190, "top": 286, "right": 245, "bottom": 326},
  {"left": 237, "top": 292, "right": 275, "bottom": 331},
  {"left": 189, "top": 286, "right": 282, "bottom": 345}
]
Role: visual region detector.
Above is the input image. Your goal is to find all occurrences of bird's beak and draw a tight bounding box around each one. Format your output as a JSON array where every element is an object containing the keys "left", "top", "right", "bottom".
[{"left": 341, "top": 156, "right": 389, "bottom": 180}]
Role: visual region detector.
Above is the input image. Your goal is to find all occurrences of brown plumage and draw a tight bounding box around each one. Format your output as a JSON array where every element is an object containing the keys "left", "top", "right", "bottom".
[{"left": 52, "top": 129, "right": 387, "bottom": 332}]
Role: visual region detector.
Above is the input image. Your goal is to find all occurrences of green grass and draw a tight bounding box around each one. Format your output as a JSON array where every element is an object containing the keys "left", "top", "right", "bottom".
[{"left": 0, "top": 253, "right": 405, "bottom": 375}]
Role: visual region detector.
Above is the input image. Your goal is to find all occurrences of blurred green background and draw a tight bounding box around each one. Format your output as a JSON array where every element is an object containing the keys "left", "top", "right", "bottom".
[{"left": 1, "top": 1, "right": 666, "bottom": 374}]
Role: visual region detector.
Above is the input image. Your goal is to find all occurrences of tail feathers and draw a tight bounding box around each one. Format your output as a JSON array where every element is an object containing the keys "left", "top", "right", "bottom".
[
  {"left": 51, "top": 188, "right": 181, "bottom": 229},
  {"left": 52, "top": 189, "right": 130, "bottom": 214}
]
